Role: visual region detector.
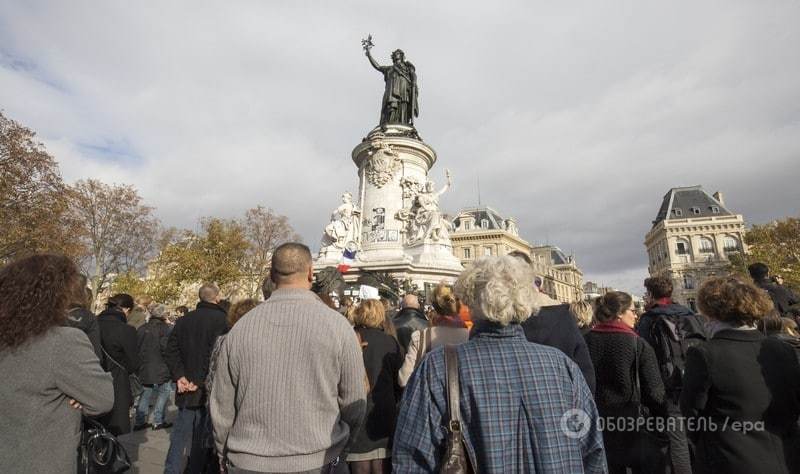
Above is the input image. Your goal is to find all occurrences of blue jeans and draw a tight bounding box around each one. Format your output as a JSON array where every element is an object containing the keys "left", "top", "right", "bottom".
[
  {"left": 164, "top": 406, "right": 210, "bottom": 474},
  {"left": 134, "top": 382, "right": 173, "bottom": 425}
]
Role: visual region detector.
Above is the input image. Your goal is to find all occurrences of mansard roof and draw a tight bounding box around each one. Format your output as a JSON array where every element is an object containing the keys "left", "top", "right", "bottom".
[
  {"left": 652, "top": 186, "right": 733, "bottom": 227},
  {"left": 453, "top": 206, "right": 511, "bottom": 231}
]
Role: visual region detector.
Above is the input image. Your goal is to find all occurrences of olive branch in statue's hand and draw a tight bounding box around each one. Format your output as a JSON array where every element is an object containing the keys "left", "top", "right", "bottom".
[{"left": 361, "top": 34, "right": 374, "bottom": 52}]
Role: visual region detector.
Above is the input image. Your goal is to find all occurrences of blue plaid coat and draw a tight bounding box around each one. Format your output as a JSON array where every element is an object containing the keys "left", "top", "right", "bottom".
[{"left": 393, "top": 322, "right": 607, "bottom": 473}]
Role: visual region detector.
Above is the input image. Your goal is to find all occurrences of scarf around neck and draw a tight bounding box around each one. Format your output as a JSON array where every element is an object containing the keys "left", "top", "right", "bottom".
[{"left": 591, "top": 320, "right": 637, "bottom": 336}]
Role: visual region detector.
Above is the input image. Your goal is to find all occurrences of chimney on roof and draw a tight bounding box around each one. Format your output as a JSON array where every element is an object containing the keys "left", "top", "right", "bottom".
[{"left": 713, "top": 191, "right": 724, "bottom": 205}]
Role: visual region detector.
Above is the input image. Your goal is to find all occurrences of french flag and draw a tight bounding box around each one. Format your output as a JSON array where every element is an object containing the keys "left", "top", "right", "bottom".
[{"left": 337, "top": 248, "right": 357, "bottom": 273}]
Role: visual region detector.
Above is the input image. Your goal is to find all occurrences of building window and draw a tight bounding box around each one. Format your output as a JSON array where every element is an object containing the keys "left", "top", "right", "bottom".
[
  {"left": 699, "top": 237, "right": 714, "bottom": 254},
  {"left": 463, "top": 221, "right": 471, "bottom": 230},
  {"left": 711, "top": 206, "right": 720, "bottom": 214},
  {"left": 691, "top": 207, "right": 701, "bottom": 215},
  {"left": 684, "top": 274, "right": 695, "bottom": 290},
  {"left": 723, "top": 236, "right": 739, "bottom": 252},
  {"left": 464, "top": 248, "right": 471, "bottom": 259},
  {"left": 483, "top": 247, "right": 491, "bottom": 256},
  {"left": 687, "top": 298, "right": 697, "bottom": 312},
  {"left": 676, "top": 241, "right": 689, "bottom": 255},
  {"left": 673, "top": 208, "right": 683, "bottom": 217},
  {"left": 481, "top": 219, "right": 489, "bottom": 229}
]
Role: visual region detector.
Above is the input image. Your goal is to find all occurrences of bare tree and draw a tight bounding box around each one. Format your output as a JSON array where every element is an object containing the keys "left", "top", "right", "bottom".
[
  {"left": 0, "top": 111, "right": 83, "bottom": 262},
  {"left": 69, "top": 179, "right": 159, "bottom": 308},
  {"left": 243, "top": 205, "right": 301, "bottom": 298}
]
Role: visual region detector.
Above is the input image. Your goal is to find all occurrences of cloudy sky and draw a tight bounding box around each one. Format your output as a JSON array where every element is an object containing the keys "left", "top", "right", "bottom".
[{"left": 2, "top": 1, "right": 799, "bottom": 293}]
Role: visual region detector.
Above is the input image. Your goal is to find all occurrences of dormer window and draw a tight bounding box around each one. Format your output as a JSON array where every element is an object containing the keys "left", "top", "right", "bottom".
[
  {"left": 673, "top": 208, "right": 683, "bottom": 217},
  {"left": 710, "top": 206, "right": 720, "bottom": 214},
  {"left": 481, "top": 219, "right": 489, "bottom": 229},
  {"left": 463, "top": 221, "right": 471, "bottom": 230},
  {"left": 691, "top": 207, "right": 701, "bottom": 215}
]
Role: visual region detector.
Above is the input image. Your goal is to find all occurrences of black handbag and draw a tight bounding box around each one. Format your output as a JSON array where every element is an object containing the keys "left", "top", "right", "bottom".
[
  {"left": 440, "top": 345, "right": 477, "bottom": 474},
  {"left": 629, "top": 336, "right": 669, "bottom": 470},
  {"left": 78, "top": 417, "right": 132, "bottom": 473},
  {"left": 102, "top": 347, "right": 144, "bottom": 398}
]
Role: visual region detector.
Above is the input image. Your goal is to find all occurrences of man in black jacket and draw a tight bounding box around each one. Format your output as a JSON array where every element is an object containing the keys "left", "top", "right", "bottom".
[
  {"left": 508, "top": 251, "right": 596, "bottom": 394},
  {"left": 749, "top": 262, "right": 800, "bottom": 315},
  {"left": 392, "top": 294, "right": 428, "bottom": 353},
  {"left": 134, "top": 303, "right": 173, "bottom": 431},
  {"left": 636, "top": 276, "right": 703, "bottom": 474},
  {"left": 164, "top": 284, "right": 228, "bottom": 474}
]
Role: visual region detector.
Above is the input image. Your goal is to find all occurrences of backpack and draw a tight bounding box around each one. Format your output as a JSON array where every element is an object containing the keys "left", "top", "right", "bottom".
[{"left": 648, "top": 313, "right": 707, "bottom": 393}]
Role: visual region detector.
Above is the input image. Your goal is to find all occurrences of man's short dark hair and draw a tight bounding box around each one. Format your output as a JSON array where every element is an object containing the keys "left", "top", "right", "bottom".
[
  {"left": 271, "top": 243, "right": 312, "bottom": 283},
  {"left": 748, "top": 262, "right": 769, "bottom": 281},
  {"left": 644, "top": 276, "right": 673, "bottom": 299}
]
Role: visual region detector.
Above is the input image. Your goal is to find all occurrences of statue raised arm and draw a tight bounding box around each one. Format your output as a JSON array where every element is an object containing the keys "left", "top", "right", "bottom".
[
  {"left": 435, "top": 169, "right": 451, "bottom": 198},
  {"left": 361, "top": 35, "right": 419, "bottom": 127}
]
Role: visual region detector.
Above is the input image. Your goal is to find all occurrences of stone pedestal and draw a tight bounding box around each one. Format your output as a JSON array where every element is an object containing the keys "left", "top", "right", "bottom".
[{"left": 314, "top": 124, "right": 463, "bottom": 289}]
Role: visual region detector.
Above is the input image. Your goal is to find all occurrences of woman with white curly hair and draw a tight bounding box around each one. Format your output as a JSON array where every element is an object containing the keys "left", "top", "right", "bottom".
[{"left": 393, "top": 256, "right": 606, "bottom": 473}]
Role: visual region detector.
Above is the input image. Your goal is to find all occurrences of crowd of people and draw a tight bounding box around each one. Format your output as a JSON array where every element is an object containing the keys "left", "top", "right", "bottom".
[{"left": 1, "top": 245, "right": 799, "bottom": 473}]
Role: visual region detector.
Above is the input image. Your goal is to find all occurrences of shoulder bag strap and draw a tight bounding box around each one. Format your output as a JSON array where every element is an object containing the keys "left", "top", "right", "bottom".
[
  {"left": 444, "top": 344, "right": 462, "bottom": 433},
  {"left": 101, "top": 347, "right": 126, "bottom": 373},
  {"left": 631, "top": 336, "right": 643, "bottom": 410},
  {"left": 414, "top": 328, "right": 430, "bottom": 370}
]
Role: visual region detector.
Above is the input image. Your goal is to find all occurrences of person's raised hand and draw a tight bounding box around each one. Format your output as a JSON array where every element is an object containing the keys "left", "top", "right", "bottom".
[{"left": 69, "top": 399, "right": 83, "bottom": 410}]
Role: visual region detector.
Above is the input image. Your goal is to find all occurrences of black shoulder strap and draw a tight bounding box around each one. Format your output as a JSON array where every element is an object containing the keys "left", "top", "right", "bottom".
[
  {"left": 444, "top": 345, "right": 462, "bottom": 433},
  {"left": 101, "top": 346, "right": 126, "bottom": 373},
  {"left": 631, "top": 336, "right": 641, "bottom": 405}
]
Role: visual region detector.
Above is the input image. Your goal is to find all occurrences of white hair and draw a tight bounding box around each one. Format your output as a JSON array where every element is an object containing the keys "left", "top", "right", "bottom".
[{"left": 454, "top": 256, "right": 539, "bottom": 326}]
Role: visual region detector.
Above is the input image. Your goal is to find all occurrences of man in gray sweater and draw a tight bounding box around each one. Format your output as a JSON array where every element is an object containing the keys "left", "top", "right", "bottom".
[{"left": 211, "top": 243, "right": 367, "bottom": 473}]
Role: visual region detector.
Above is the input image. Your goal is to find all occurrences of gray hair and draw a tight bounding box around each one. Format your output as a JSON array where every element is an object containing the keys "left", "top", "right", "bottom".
[
  {"left": 148, "top": 303, "right": 169, "bottom": 320},
  {"left": 454, "top": 256, "right": 539, "bottom": 326},
  {"left": 199, "top": 283, "right": 220, "bottom": 303}
]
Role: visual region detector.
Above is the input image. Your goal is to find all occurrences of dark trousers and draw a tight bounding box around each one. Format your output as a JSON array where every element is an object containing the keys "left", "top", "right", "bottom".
[
  {"left": 164, "top": 406, "right": 210, "bottom": 474},
  {"left": 665, "top": 401, "right": 692, "bottom": 474}
]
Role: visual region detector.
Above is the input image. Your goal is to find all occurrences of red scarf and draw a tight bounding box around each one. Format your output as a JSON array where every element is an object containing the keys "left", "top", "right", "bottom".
[{"left": 591, "top": 320, "right": 637, "bottom": 336}]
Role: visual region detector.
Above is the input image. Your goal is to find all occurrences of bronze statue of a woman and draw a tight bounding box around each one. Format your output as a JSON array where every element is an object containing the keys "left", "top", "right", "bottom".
[{"left": 363, "top": 35, "right": 419, "bottom": 128}]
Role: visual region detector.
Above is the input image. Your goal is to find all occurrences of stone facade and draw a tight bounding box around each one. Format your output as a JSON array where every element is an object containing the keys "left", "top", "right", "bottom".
[
  {"left": 530, "top": 245, "right": 584, "bottom": 303},
  {"left": 450, "top": 207, "right": 584, "bottom": 303},
  {"left": 450, "top": 207, "right": 529, "bottom": 262},
  {"left": 644, "top": 186, "right": 747, "bottom": 311}
]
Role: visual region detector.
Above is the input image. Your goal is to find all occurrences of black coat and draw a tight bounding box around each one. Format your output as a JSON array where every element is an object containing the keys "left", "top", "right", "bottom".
[
  {"left": 97, "top": 308, "right": 141, "bottom": 435},
  {"left": 585, "top": 330, "right": 666, "bottom": 469},
  {"left": 521, "top": 304, "right": 596, "bottom": 394},
  {"left": 393, "top": 307, "right": 428, "bottom": 353},
  {"left": 164, "top": 301, "right": 228, "bottom": 408},
  {"left": 137, "top": 316, "right": 171, "bottom": 385},
  {"left": 754, "top": 278, "right": 800, "bottom": 315},
  {"left": 680, "top": 329, "right": 800, "bottom": 474},
  {"left": 350, "top": 327, "right": 403, "bottom": 455},
  {"left": 584, "top": 331, "right": 665, "bottom": 417},
  {"left": 65, "top": 306, "right": 103, "bottom": 360}
]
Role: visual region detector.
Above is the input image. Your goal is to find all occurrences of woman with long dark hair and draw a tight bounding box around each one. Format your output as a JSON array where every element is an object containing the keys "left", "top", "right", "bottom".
[
  {"left": 0, "top": 254, "right": 114, "bottom": 472},
  {"left": 97, "top": 292, "right": 141, "bottom": 435}
]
